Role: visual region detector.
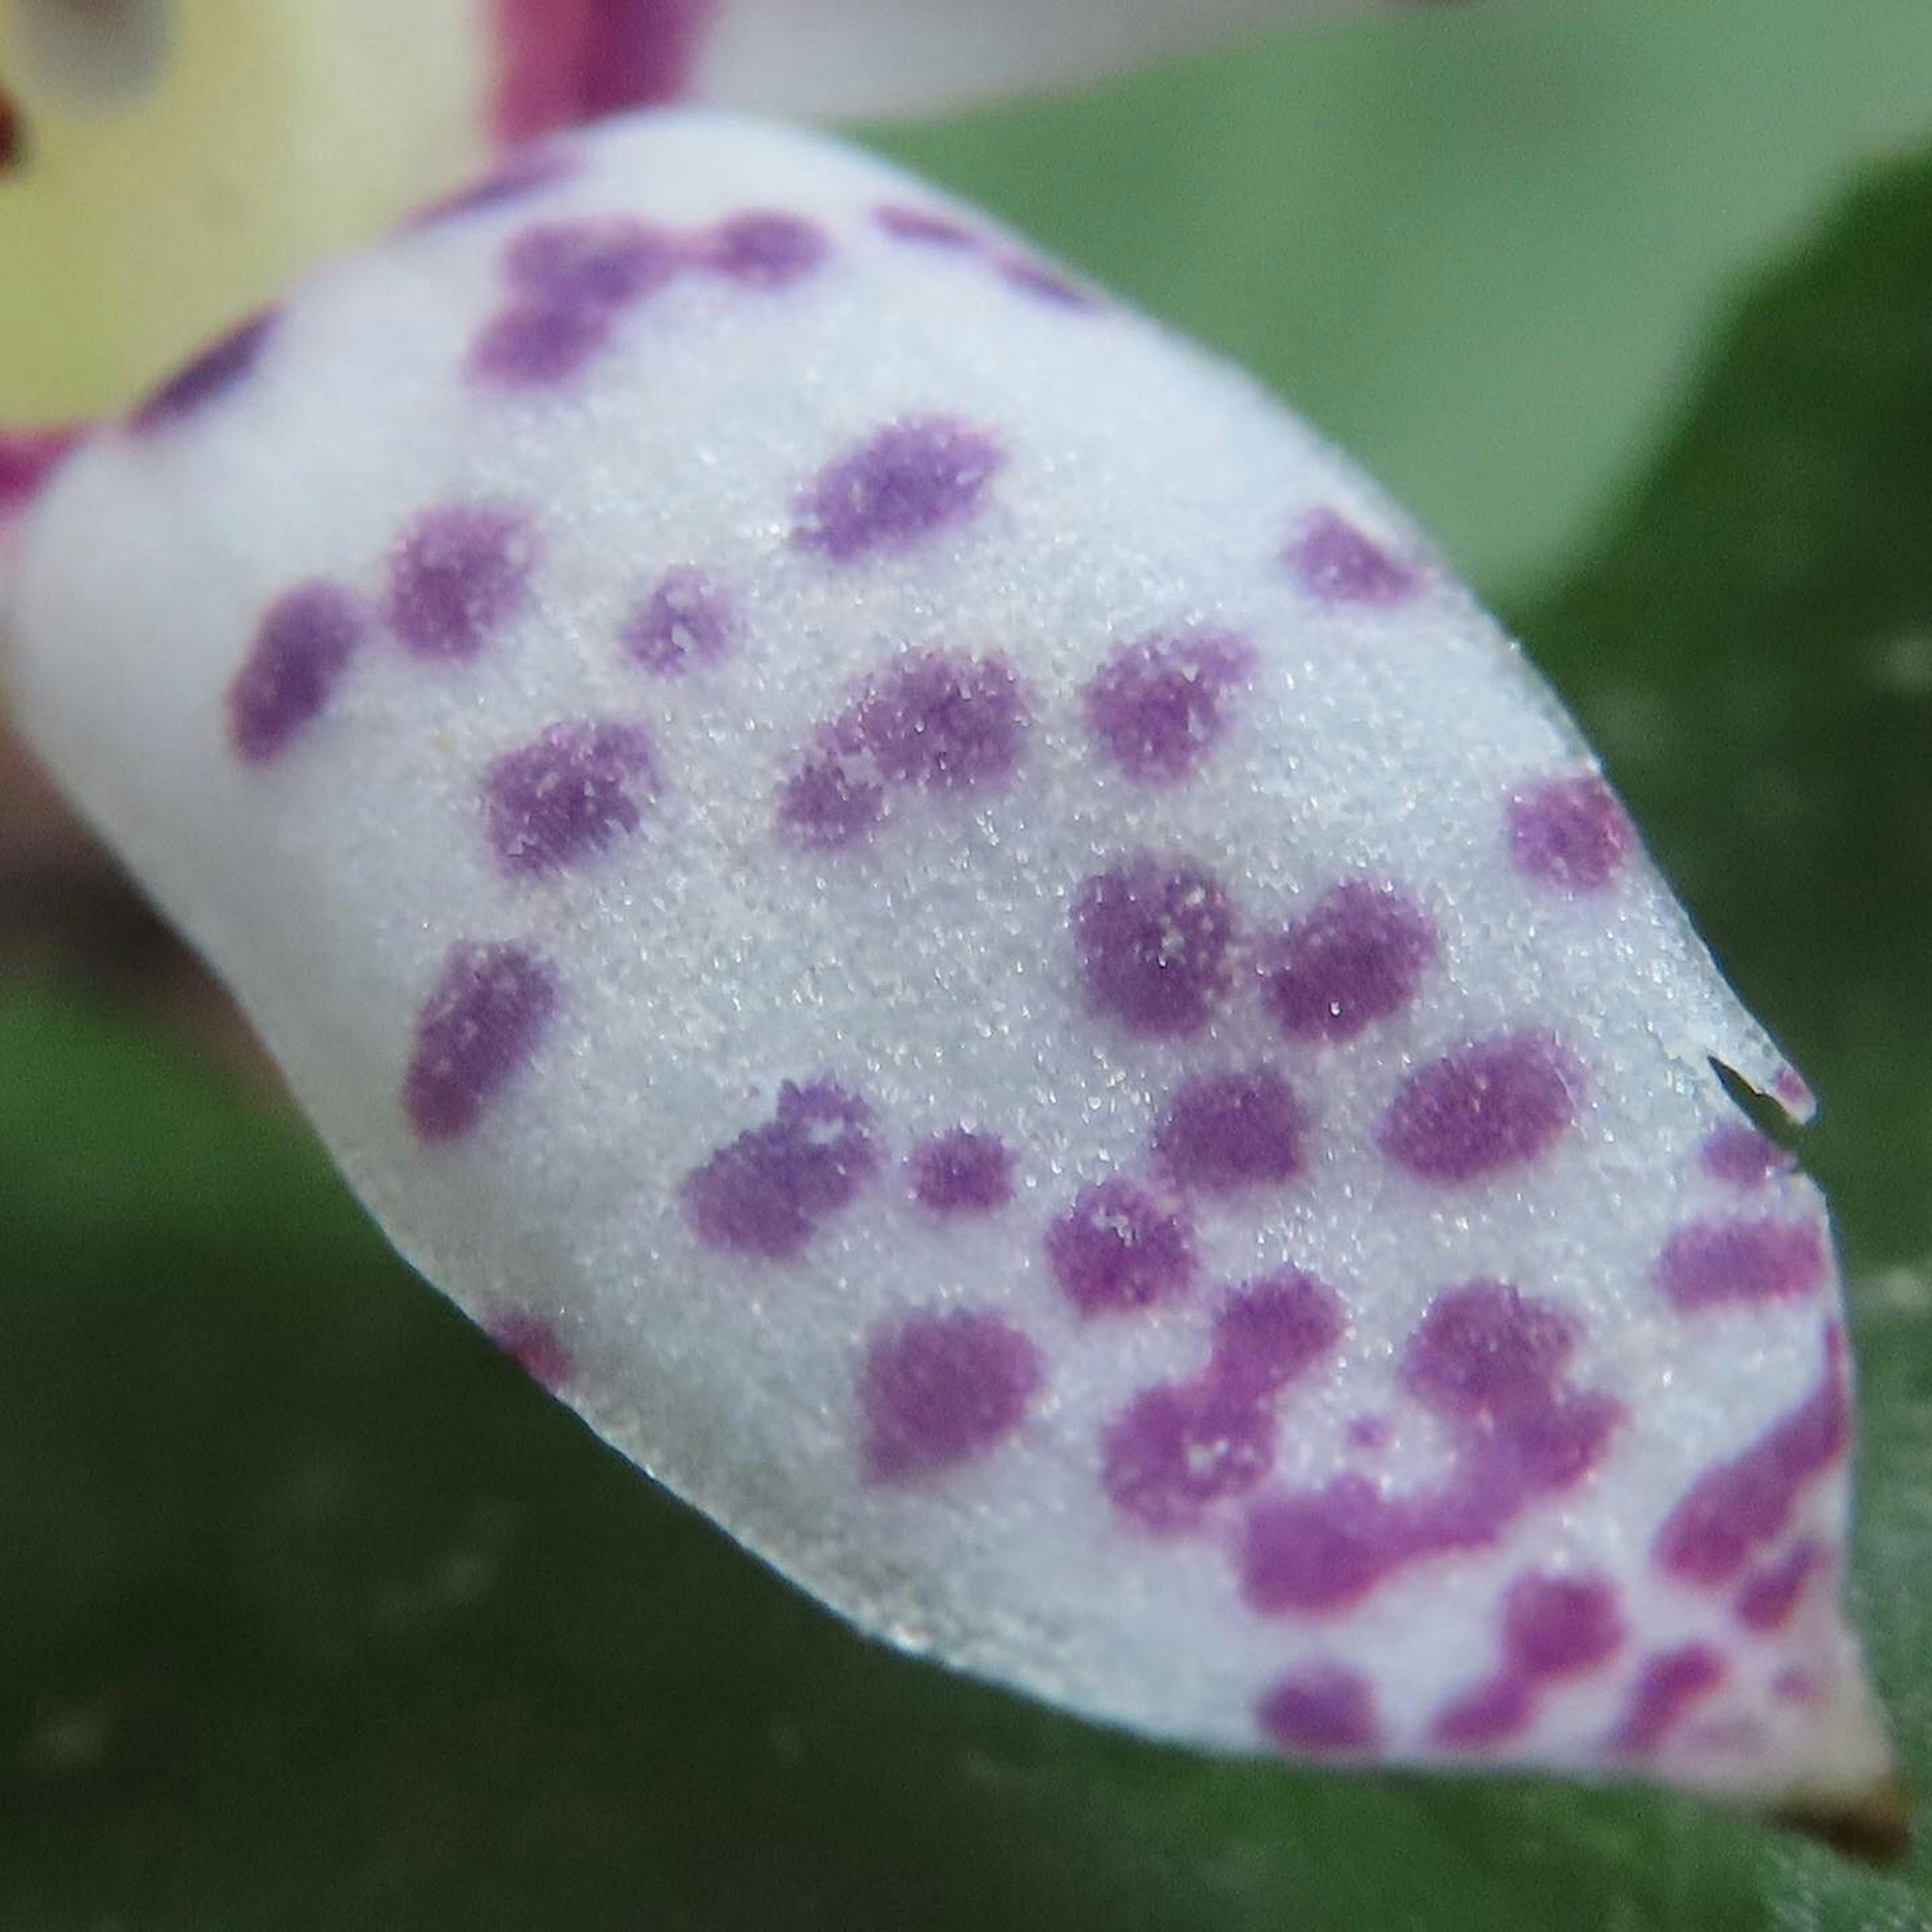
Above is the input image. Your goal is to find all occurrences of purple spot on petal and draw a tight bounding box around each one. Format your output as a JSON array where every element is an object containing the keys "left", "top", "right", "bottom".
[
  {"left": 1103, "top": 1380, "right": 1273, "bottom": 1534},
  {"left": 506, "top": 216, "right": 684, "bottom": 306},
  {"left": 1045, "top": 1178, "right": 1195, "bottom": 1318},
  {"left": 622, "top": 566, "right": 737, "bottom": 674},
  {"left": 1240, "top": 1476, "right": 1408, "bottom": 1615},
  {"left": 1286, "top": 509, "right": 1420, "bottom": 607},
  {"left": 1502, "top": 1572, "right": 1624, "bottom": 1681},
  {"left": 851, "top": 649, "right": 1028, "bottom": 791},
  {"left": 1082, "top": 629, "right": 1254, "bottom": 784},
  {"left": 1346, "top": 1415, "right": 1392, "bottom": 1452},
  {"left": 1257, "top": 1663, "right": 1378, "bottom": 1755},
  {"left": 1654, "top": 1330, "right": 1847, "bottom": 1586},
  {"left": 997, "top": 254, "right": 1097, "bottom": 309},
  {"left": 794, "top": 417, "right": 1004, "bottom": 562},
  {"left": 1735, "top": 1540, "right": 1828, "bottom": 1632},
  {"left": 909, "top": 1131, "right": 1015, "bottom": 1216},
  {"left": 486, "top": 1310, "right": 572, "bottom": 1392},
  {"left": 1610, "top": 1644, "right": 1726, "bottom": 1755},
  {"left": 860, "top": 1308, "right": 1040, "bottom": 1482},
  {"left": 132, "top": 308, "right": 277, "bottom": 433},
  {"left": 227, "top": 581, "right": 365, "bottom": 763},
  {"left": 874, "top": 203, "right": 979, "bottom": 248},
  {"left": 1430, "top": 1674, "right": 1534, "bottom": 1749},
  {"left": 1655, "top": 1216, "right": 1827, "bottom": 1312},
  {"left": 469, "top": 296, "right": 614, "bottom": 388},
  {"left": 403, "top": 943, "right": 557, "bottom": 1142},
  {"left": 1378, "top": 1031, "right": 1581, "bottom": 1183},
  {"left": 776, "top": 751, "right": 885, "bottom": 851},
  {"left": 682, "top": 1081, "right": 877, "bottom": 1261},
  {"left": 388, "top": 504, "right": 535, "bottom": 661},
  {"left": 1260, "top": 880, "right": 1436, "bottom": 1042},
  {"left": 698, "top": 210, "right": 830, "bottom": 288},
  {"left": 1210, "top": 1269, "right": 1343, "bottom": 1401},
  {"left": 1700, "top": 1123, "right": 1794, "bottom": 1189},
  {"left": 1507, "top": 773, "right": 1631, "bottom": 894},
  {"left": 1402, "top": 1280, "right": 1578, "bottom": 1426},
  {"left": 481, "top": 719, "right": 658, "bottom": 877},
  {"left": 0, "top": 425, "right": 81, "bottom": 517},
  {"left": 1153, "top": 1068, "right": 1306, "bottom": 1194},
  {"left": 1071, "top": 858, "right": 1237, "bottom": 1038}
]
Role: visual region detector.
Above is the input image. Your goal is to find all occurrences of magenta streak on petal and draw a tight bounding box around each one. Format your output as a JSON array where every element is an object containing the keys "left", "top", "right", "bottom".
[
  {"left": 1735, "top": 1539, "right": 1829, "bottom": 1632},
  {"left": 403, "top": 943, "right": 557, "bottom": 1142},
  {"left": 1654, "top": 1328, "right": 1847, "bottom": 1586},
  {"left": 1609, "top": 1644, "right": 1727, "bottom": 1755},
  {"left": 130, "top": 309, "right": 278, "bottom": 434},
  {"left": 1654, "top": 1216, "right": 1826, "bottom": 1312},
  {"left": 1239, "top": 1283, "right": 1622, "bottom": 1615},
  {"left": 489, "top": 0, "right": 715, "bottom": 142},
  {"left": 1256, "top": 1663, "right": 1378, "bottom": 1754},
  {"left": 859, "top": 1309, "right": 1041, "bottom": 1482},
  {"left": 682, "top": 1080, "right": 877, "bottom": 1261},
  {"left": 227, "top": 582, "right": 367, "bottom": 763},
  {"left": 874, "top": 203, "right": 980, "bottom": 249},
  {"left": 0, "top": 426, "right": 82, "bottom": 519}
]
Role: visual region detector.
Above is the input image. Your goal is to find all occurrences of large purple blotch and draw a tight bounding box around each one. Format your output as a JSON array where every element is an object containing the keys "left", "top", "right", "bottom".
[
  {"left": 1082, "top": 629, "right": 1254, "bottom": 785},
  {"left": 1153, "top": 1068, "right": 1306, "bottom": 1194},
  {"left": 860, "top": 1309, "right": 1041, "bottom": 1483},
  {"left": 682, "top": 1081, "right": 877, "bottom": 1261},
  {"left": 387, "top": 504, "right": 535, "bottom": 661},
  {"left": 404, "top": 942, "right": 558, "bottom": 1142},
  {"left": 793, "top": 417, "right": 1004, "bottom": 563},
  {"left": 1045, "top": 1179, "right": 1195, "bottom": 1318},
  {"left": 481, "top": 719, "right": 658, "bottom": 877},
  {"left": 1071, "top": 858, "right": 1236, "bottom": 1038},
  {"left": 227, "top": 581, "right": 366, "bottom": 763},
  {"left": 1378, "top": 1031, "right": 1581, "bottom": 1183},
  {"left": 1260, "top": 881, "right": 1435, "bottom": 1042}
]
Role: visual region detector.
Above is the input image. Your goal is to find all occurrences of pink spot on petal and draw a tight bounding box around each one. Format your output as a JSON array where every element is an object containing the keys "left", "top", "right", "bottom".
[
  {"left": 1153, "top": 1068, "right": 1306, "bottom": 1194},
  {"left": 622, "top": 566, "right": 737, "bottom": 673},
  {"left": 697, "top": 210, "right": 830, "bottom": 288},
  {"left": 1257, "top": 1663, "right": 1379, "bottom": 1754},
  {"left": 1700, "top": 1124, "right": 1794, "bottom": 1189},
  {"left": 1083, "top": 629, "right": 1254, "bottom": 784},
  {"left": 682, "top": 1081, "right": 877, "bottom": 1261},
  {"left": 1735, "top": 1540, "right": 1829, "bottom": 1632},
  {"left": 1610, "top": 1644, "right": 1727, "bottom": 1754},
  {"left": 226, "top": 581, "right": 366, "bottom": 763},
  {"left": 1045, "top": 1178, "right": 1195, "bottom": 1318},
  {"left": 1430, "top": 1674, "right": 1534, "bottom": 1749},
  {"left": 793, "top": 417, "right": 1004, "bottom": 562},
  {"left": 1507, "top": 773, "right": 1631, "bottom": 893},
  {"left": 1655, "top": 1217, "right": 1826, "bottom": 1312},
  {"left": 1260, "top": 880, "right": 1436, "bottom": 1042},
  {"left": 0, "top": 425, "right": 82, "bottom": 517},
  {"left": 1378, "top": 1031, "right": 1581, "bottom": 1183},
  {"left": 1103, "top": 1380, "right": 1274, "bottom": 1534},
  {"left": 1286, "top": 509, "right": 1420, "bottom": 606},
  {"left": 860, "top": 1308, "right": 1040, "bottom": 1482},
  {"left": 486, "top": 1310, "right": 572, "bottom": 1392},
  {"left": 1071, "top": 858, "right": 1237, "bottom": 1038},
  {"left": 387, "top": 504, "right": 535, "bottom": 661},
  {"left": 997, "top": 254, "right": 1097, "bottom": 309},
  {"left": 909, "top": 1131, "right": 1015, "bottom": 1216},
  {"left": 875, "top": 203, "right": 979, "bottom": 248},
  {"left": 1501, "top": 1572, "right": 1624, "bottom": 1680},
  {"left": 404, "top": 943, "right": 557, "bottom": 1143}
]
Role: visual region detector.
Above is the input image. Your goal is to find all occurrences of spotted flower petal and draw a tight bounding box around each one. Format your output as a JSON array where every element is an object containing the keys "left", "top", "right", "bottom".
[{"left": 1, "top": 109, "right": 1893, "bottom": 1821}]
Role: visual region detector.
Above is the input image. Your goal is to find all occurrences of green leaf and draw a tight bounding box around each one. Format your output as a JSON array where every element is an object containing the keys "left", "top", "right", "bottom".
[{"left": 7, "top": 66, "right": 1932, "bottom": 1932}]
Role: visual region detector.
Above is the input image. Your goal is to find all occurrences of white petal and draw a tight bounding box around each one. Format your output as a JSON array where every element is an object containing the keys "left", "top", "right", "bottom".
[{"left": 3, "top": 108, "right": 1891, "bottom": 1816}]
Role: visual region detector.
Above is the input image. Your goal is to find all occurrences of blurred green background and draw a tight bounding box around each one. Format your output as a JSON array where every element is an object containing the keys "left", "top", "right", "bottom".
[{"left": 6, "top": 0, "right": 1932, "bottom": 1924}]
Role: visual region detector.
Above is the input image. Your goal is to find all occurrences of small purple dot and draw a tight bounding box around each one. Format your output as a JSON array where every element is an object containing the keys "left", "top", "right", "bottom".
[
  {"left": 1260, "top": 880, "right": 1436, "bottom": 1042},
  {"left": 486, "top": 1310, "right": 572, "bottom": 1392},
  {"left": 1506, "top": 773, "right": 1631, "bottom": 894},
  {"left": 874, "top": 203, "right": 980, "bottom": 249},
  {"left": 505, "top": 216, "right": 684, "bottom": 307},
  {"left": 1071, "top": 858, "right": 1237, "bottom": 1038},
  {"left": 1045, "top": 1178, "right": 1195, "bottom": 1318},
  {"left": 1256, "top": 1663, "right": 1378, "bottom": 1755},
  {"left": 1082, "top": 629, "right": 1254, "bottom": 785},
  {"left": 1285, "top": 509, "right": 1419, "bottom": 607},
  {"left": 1654, "top": 1217, "right": 1827, "bottom": 1313},
  {"left": 775, "top": 750, "right": 884, "bottom": 851},
  {"left": 1699, "top": 1123, "right": 1794, "bottom": 1189},
  {"left": 403, "top": 942, "right": 557, "bottom": 1142},
  {"left": 132, "top": 308, "right": 277, "bottom": 433},
  {"left": 909, "top": 1131, "right": 1015, "bottom": 1216},
  {"left": 1103, "top": 1380, "right": 1274, "bottom": 1534},
  {"left": 481, "top": 719, "right": 658, "bottom": 877},
  {"left": 1429, "top": 1675, "right": 1534, "bottom": 1749},
  {"left": 682, "top": 1081, "right": 877, "bottom": 1261},
  {"left": 859, "top": 1308, "right": 1041, "bottom": 1482},
  {"left": 468, "top": 296, "right": 614, "bottom": 388},
  {"left": 622, "top": 566, "right": 737, "bottom": 674},
  {"left": 1153, "top": 1068, "right": 1306, "bottom": 1194},
  {"left": 1209, "top": 1269, "right": 1343, "bottom": 1400},
  {"left": 697, "top": 210, "right": 830, "bottom": 288},
  {"left": 387, "top": 504, "right": 535, "bottom": 662},
  {"left": 1378, "top": 1031, "right": 1581, "bottom": 1183},
  {"left": 226, "top": 581, "right": 365, "bottom": 763},
  {"left": 794, "top": 417, "right": 1004, "bottom": 563},
  {"left": 1501, "top": 1572, "right": 1624, "bottom": 1681}
]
